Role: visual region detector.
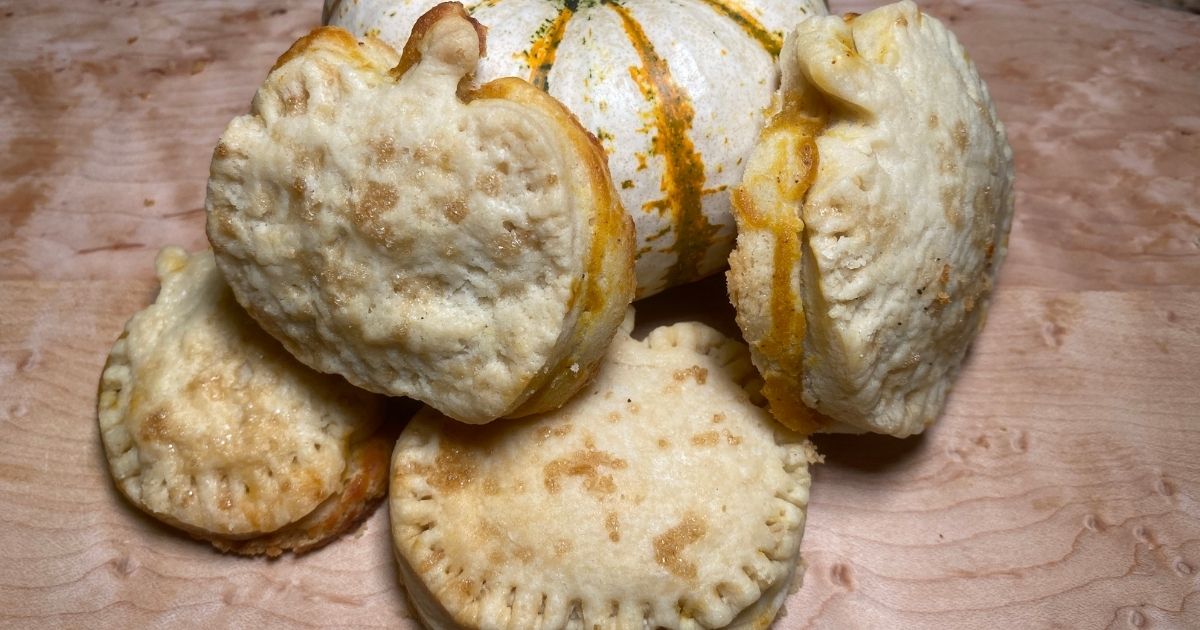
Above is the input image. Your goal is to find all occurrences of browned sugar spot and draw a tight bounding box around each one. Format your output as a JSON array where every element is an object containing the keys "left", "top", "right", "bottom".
[
  {"left": 712, "top": 413, "right": 726, "bottom": 424},
  {"left": 605, "top": 512, "right": 620, "bottom": 543},
  {"left": 656, "top": 438, "right": 670, "bottom": 449},
  {"left": 954, "top": 120, "right": 969, "bottom": 153},
  {"left": 455, "top": 577, "right": 474, "bottom": 598},
  {"left": 185, "top": 374, "right": 227, "bottom": 402},
  {"left": 369, "top": 137, "right": 398, "bottom": 166},
  {"left": 281, "top": 84, "right": 309, "bottom": 116},
  {"left": 477, "top": 172, "right": 500, "bottom": 196},
  {"left": 673, "top": 365, "right": 709, "bottom": 385},
  {"left": 489, "top": 222, "right": 539, "bottom": 261},
  {"left": 418, "top": 548, "right": 444, "bottom": 574},
  {"left": 289, "top": 177, "right": 320, "bottom": 223},
  {"left": 482, "top": 478, "right": 500, "bottom": 495},
  {"left": 294, "top": 147, "right": 325, "bottom": 172},
  {"left": 536, "top": 423, "right": 573, "bottom": 443},
  {"left": 724, "top": 430, "right": 743, "bottom": 446},
  {"left": 442, "top": 199, "right": 468, "bottom": 224},
  {"left": 427, "top": 440, "right": 476, "bottom": 493},
  {"left": 940, "top": 264, "right": 951, "bottom": 284},
  {"left": 941, "top": 186, "right": 962, "bottom": 226},
  {"left": 543, "top": 447, "right": 627, "bottom": 495},
  {"left": 938, "top": 146, "right": 957, "bottom": 175},
  {"left": 653, "top": 512, "right": 707, "bottom": 580},
  {"left": 554, "top": 539, "right": 572, "bottom": 556},
  {"left": 928, "top": 113, "right": 939, "bottom": 129},
  {"left": 691, "top": 431, "right": 720, "bottom": 447},
  {"left": 515, "top": 546, "right": 533, "bottom": 562},
  {"left": 352, "top": 181, "right": 400, "bottom": 247},
  {"left": 139, "top": 409, "right": 170, "bottom": 443},
  {"left": 357, "top": 181, "right": 396, "bottom": 216},
  {"left": 413, "top": 145, "right": 433, "bottom": 165},
  {"left": 479, "top": 520, "right": 503, "bottom": 540},
  {"left": 319, "top": 263, "right": 371, "bottom": 306},
  {"left": 606, "top": 411, "right": 621, "bottom": 423}
]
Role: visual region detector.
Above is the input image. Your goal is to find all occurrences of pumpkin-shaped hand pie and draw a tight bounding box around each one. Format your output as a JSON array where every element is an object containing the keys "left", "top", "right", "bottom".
[
  {"left": 326, "top": 0, "right": 829, "bottom": 298},
  {"left": 206, "top": 3, "right": 635, "bottom": 424},
  {"left": 727, "top": 1, "right": 1015, "bottom": 437}
]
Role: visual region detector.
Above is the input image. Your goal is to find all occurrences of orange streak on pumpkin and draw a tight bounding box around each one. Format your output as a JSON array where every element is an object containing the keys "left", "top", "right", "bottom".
[
  {"left": 524, "top": 8, "right": 574, "bottom": 91},
  {"left": 695, "top": 0, "right": 783, "bottom": 56},
  {"left": 611, "top": 4, "right": 717, "bottom": 288}
]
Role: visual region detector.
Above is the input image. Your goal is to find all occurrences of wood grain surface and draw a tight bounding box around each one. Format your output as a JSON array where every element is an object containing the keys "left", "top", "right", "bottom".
[{"left": 1, "top": 0, "right": 1198, "bottom": 628}]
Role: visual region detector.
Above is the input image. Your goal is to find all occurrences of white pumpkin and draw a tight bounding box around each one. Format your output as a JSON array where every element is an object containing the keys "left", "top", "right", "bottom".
[{"left": 324, "top": 0, "right": 827, "bottom": 298}]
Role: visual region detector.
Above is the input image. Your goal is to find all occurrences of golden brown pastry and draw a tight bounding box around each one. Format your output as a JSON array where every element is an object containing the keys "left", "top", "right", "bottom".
[
  {"left": 390, "top": 312, "right": 818, "bottom": 629},
  {"left": 97, "top": 247, "right": 390, "bottom": 556}
]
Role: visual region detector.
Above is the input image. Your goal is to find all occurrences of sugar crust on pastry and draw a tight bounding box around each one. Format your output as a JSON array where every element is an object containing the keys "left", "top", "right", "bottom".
[
  {"left": 97, "top": 247, "right": 390, "bottom": 556},
  {"left": 728, "top": 1, "right": 1015, "bottom": 437},
  {"left": 206, "top": 4, "right": 635, "bottom": 424},
  {"left": 390, "top": 314, "right": 818, "bottom": 629}
]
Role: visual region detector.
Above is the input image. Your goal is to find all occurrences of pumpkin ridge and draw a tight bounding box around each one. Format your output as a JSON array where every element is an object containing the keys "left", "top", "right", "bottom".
[
  {"left": 695, "top": 0, "right": 783, "bottom": 56},
  {"left": 610, "top": 2, "right": 718, "bottom": 289}
]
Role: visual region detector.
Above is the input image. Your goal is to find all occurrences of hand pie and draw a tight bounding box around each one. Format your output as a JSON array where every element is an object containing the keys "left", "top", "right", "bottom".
[
  {"left": 97, "top": 247, "right": 391, "bottom": 556},
  {"left": 390, "top": 314, "right": 818, "bottom": 629},
  {"left": 205, "top": 4, "right": 635, "bottom": 424},
  {"left": 728, "top": 1, "right": 1015, "bottom": 437}
]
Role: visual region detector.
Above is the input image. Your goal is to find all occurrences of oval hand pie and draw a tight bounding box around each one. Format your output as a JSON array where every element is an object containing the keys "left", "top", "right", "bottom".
[{"left": 97, "top": 247, "right": 391, "bottom": 556}]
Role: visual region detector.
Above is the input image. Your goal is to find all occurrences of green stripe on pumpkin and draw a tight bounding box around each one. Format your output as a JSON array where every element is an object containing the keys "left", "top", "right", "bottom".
[
  {"left": 525, "top": 7, "right": 575, "bottom": 91},
  {"left": 696, "top": 0, "right": 783, "bottom": 56},
  {"left": 610, "top": 3, "right": 719, "bottom": 288}
]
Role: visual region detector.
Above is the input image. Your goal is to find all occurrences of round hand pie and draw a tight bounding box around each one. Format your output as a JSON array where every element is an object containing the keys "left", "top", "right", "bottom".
[
  {"left": 97, "top": 247, "right": 391, "bottom": 556},
  {"left": 728, "top": 1, "right": 1015, "bottom": 437},
  {"left": 206, "top": 4, "right": 635, "bottom": 424},
  {"left": 390, "top": 313, "right": 818, "bottom": 629}
]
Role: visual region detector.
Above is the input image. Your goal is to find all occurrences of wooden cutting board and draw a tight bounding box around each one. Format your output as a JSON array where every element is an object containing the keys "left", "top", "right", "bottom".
[{"left": 1, "top": 1, "right": 1197, "bottom": 627}]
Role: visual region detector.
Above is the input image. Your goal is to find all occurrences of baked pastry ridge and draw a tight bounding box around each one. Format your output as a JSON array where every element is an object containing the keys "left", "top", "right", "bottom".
[
  {"left": 390, "top": 314, "right": 818, "bottom": 629},
  {"left": 97, "top": 247, "right": 390, "bottom": 555},
  {"left": 728, "top": 1, "right": 1015, "bottom": 437},
  {"left": 206, "top": 3, "right": 634, "bottom": 424}
]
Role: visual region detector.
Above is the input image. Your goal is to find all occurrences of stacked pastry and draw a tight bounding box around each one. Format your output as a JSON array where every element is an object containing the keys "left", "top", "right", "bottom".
[{"left": 97, "top": 1, "right": 1013, "bottom": 628}]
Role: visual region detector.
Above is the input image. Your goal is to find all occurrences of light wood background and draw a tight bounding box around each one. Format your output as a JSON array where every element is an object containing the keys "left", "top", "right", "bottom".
[{"left": 1, "top": 0, "right": 1198, "bottom": 628}]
